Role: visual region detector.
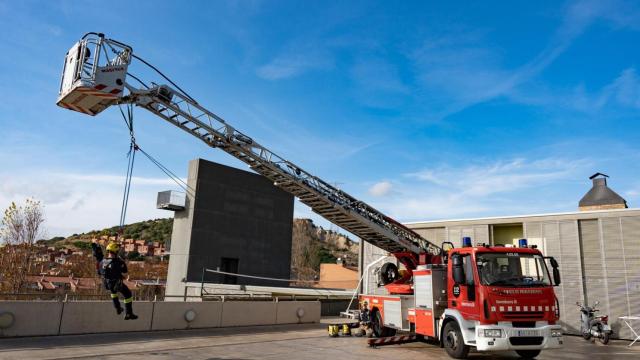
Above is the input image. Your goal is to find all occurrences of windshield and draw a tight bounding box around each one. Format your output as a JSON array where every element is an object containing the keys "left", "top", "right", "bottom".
[{"left": 476, "top": 252, "right": 551, "bottom": 287}]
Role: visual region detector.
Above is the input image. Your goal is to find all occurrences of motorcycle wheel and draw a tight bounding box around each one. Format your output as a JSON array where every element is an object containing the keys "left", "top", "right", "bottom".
[
  {"left": 598, "top": 332, "right": 610, "bottom": 345},
  {"left": 582, "top": 331, "right": 592, "bottom": 341}
]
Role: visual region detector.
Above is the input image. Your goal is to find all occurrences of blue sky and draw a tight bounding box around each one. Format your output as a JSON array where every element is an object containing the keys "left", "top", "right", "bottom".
[{"left": 1, "top": 0, "right": 639, "bottom": 237}]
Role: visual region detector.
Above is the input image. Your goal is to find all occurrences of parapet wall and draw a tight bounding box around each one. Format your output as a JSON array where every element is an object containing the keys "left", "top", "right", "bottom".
[{"left": 0, "top": 300, "right": 320, "bottom": 337}]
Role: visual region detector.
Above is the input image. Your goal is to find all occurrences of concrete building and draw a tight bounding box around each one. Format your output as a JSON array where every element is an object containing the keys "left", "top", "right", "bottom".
[
  {"left": 361, "top": 175, "right": 639, "bottom": 339},
  {"left": 166, "top": 159, "right": 294, "bottom": 297}
]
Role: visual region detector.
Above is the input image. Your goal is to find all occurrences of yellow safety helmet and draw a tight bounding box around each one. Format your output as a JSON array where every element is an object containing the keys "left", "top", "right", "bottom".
[{"left": 106, "top": 242, "right": 120, "bottom": 253}]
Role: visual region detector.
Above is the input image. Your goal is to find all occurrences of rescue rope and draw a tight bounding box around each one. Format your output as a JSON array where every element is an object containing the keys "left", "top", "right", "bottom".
[
  {"left": 118, "top": 104, "right": 136, "bottom": 230},
  {"left": 115, "top": 104, "right": 197, "bottom": 232}
]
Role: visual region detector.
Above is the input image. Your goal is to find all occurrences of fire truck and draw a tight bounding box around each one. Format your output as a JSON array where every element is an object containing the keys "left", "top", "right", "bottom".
[
  {"left": 56, "top": 33, "right": 564, "bottom": 359},
  {"left": 360, "top": 237, "right": 563, "bottom": 359}
]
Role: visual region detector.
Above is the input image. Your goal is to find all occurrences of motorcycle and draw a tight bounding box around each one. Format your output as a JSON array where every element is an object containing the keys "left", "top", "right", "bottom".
[{"left": 577, "top": 301, "right": 612, "bottom": 345}]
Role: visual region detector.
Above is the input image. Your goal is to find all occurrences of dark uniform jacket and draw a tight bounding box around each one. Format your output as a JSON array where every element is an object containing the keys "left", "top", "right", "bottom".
[{"left": 91, "top": 243, "right": 128, "bottom": 291}]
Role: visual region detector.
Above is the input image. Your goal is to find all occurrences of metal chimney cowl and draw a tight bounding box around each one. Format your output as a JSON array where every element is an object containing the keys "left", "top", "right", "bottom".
[{"left": 578, "top": 173, "right": 628, "bottom": 211}]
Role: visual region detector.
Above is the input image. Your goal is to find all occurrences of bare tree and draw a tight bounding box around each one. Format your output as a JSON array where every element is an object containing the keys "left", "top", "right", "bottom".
[{"left": 0, "top": 199, "right": 45, "bottom": 293}]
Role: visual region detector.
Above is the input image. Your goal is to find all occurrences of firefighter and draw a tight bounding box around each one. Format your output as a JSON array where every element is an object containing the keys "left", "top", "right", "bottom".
[{"left": 91, "top": 240, "right": 138, "bottom": 320}]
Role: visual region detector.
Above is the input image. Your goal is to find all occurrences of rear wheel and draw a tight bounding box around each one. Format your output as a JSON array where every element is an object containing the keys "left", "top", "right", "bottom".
[
  {"left": 442, "top": 321, "right": 470, "bottom": 359},
  {"left": 371, "top": 310, "right": 396, "bottom": 338},
  {"left": 599, "top": 332, "right": 610, "bottom": 345},
  {"left": 515, "top": 350, "right": 541, "bottom": 359}
]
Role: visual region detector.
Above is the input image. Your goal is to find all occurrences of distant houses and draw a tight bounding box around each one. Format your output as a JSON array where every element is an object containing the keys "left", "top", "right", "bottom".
[{"left": 96, "top": 236, "right": 166, "bottom": 257}]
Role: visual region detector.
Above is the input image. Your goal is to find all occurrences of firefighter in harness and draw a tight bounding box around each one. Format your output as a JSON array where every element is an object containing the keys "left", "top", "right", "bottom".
[{"left": 91, "top": 240, "right": 138, "bottom": 320}]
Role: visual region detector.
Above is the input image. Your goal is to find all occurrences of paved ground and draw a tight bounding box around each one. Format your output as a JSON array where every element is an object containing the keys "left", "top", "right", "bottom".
[{"left": 0, "top": 323, "right": 638, "bottom": 360}]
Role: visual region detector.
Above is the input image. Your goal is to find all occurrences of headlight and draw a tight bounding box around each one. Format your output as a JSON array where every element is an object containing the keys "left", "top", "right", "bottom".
[
  {"left": 551, "top": 330, "right": 563, "bottom": 337},
  {"left": 483, "top": 329, "right": 502, "bottom": 338}
]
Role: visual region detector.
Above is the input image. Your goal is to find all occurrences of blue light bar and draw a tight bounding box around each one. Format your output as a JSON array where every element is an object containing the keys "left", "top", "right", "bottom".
[{"left": 518, "top": 238, "right": 528, "bottom": 248}]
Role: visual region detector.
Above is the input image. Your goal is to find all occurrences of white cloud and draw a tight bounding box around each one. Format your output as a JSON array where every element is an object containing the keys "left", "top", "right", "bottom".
[
  {"left": 0, "top": 172, "right": 177, "bottom": 238},
  {"left": 368, "top": 157, "right": 592, "bottom": 221},
  {"left": 369, "top": 181, "right": 393, "bottom": 197}
]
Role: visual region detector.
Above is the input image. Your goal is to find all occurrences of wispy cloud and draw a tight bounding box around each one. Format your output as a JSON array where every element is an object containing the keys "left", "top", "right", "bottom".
[
  {"left": 410, "top": 0, "right": 640, "bottom": 120},
  {"left": 568, "top": 68, "right": 640, "bottom": 112},
  {"left": 256, "top": 45, "right": 333, "bottom": 80},
  {"left": 367, "top": 157, "right": 592, "bottom": 221},
  {"left": 0, "top": 172, "right": 175, "bottom": 237}
]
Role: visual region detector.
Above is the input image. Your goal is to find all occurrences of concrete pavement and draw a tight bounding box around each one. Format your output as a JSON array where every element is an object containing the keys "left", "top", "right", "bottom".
[{"left": 0, "top": 323, "right": 638, "bottom": 360}]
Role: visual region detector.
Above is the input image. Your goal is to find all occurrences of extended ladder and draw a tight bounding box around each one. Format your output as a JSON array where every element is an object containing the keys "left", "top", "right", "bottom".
[{"left": 56, "top": 33, "right": 442, "bottom": 257}]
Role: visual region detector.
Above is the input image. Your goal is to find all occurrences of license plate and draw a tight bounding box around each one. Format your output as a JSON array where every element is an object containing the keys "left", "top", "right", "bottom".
[{"left": 517, "top": 330, "right": 540, "bottom": 337}]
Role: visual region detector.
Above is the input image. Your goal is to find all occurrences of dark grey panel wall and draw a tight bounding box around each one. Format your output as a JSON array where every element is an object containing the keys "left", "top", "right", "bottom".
[{"left": 185, "top": 159, "right": 294, "bottom": 287}]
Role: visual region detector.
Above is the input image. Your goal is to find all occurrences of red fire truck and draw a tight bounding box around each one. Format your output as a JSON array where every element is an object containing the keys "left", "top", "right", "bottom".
[{"left": 360, "top": 238, "right": 563, "bottom": 359}]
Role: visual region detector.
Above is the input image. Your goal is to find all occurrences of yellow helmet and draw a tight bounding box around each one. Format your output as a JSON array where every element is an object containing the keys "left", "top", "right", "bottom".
[{"left": 106, "top": 242, "right": 120, "bottom": 253}]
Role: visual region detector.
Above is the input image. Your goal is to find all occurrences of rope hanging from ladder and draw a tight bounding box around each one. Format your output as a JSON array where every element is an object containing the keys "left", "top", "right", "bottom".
[
  {"left": 118, "top": 104, "right": 137, "bottom": 230},
  {"left": 116, "top": 104, "right": 197, "bottom": 231}
]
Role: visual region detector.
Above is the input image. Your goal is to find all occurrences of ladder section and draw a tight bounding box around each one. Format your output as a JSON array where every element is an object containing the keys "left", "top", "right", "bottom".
[{"left": 128, "top": 85, "right": 441, "bottom": 256}]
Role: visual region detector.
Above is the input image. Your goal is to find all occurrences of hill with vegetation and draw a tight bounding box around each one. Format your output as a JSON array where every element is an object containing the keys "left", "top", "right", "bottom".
[
  {"left": 42, "top": 217, "right": 359, "bottom": 279},
  {"left": 40, "top": 218, "right": 173, "bottom": 248}
]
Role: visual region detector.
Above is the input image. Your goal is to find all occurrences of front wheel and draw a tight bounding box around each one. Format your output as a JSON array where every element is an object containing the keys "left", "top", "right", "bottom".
[
  {"left": 582, "top": 329, "right": 592, "bottom": 340},
  {"left": 515, "top": 350, "right": 541, "bottom": 359},
  {"left": 442, "top": 321, "right": 470, "bottom": 359},
  {"left": 371, "top": 310, "right": 396, "bottom": 338},
  {"left": 599, "top": 332, "right": 610, "bottom": 345}
]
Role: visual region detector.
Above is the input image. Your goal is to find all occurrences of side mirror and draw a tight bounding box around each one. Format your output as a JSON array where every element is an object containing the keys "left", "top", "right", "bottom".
[
  {"left": 546, "top": 256, "right": 561, "bottom": 286},
  {"left": 553, "top": 267, "right": 561, "bottom": 286},
  {"left": 452, "top": 254, "right": 465, "bottom": 284}
]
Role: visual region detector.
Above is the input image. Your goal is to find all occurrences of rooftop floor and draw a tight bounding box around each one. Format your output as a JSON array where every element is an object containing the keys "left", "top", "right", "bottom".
[{"left": 0, "top": 323, "right": 638, "bottom": 360}]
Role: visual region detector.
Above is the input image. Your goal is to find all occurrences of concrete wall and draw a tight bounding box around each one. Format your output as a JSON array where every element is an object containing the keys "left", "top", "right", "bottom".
[
  {"left": 0, "top": 302, "right": 63, "bottom": 337},
  {"left": 151, "top": 301, "right": 222, "bottom": 330},
  {"left": 59, "top": 301, "right": 154, "bottom": 335},
  {"left": 0, "top": 300, "right": 320, "bottom": 338},
  {"left": 166, "top": 159, "right": 294, "bottom": 297}
]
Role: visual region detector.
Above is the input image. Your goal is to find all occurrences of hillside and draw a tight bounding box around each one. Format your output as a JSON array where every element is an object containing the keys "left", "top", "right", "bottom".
[
  {"left": 41, "top": 218, "right": 174, "bottom": 246},
  {"left": 291, "top": 218, "right": 359, "bottom": 281},
  {"left": 43, "top": 218, "right": 359, "bottom": 279}
]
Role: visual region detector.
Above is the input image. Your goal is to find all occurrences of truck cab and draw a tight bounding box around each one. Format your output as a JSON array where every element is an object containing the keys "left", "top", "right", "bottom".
[
  {"left": 360, "top": 239, "right": 564, "bottom": 359},
  {"left": 442, "top": 243, "right": 563, "bottom": 358}
]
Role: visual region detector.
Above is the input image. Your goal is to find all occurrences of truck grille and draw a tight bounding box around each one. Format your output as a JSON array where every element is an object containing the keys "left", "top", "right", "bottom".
[
  {"left": 502, "top": 311, "right": 544, "bottom": 319},
  {"left": 509, "top": 336, "right": 543, "bottom": 346}
]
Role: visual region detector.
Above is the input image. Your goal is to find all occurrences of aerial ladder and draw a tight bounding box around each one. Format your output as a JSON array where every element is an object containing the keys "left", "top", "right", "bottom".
[
  {"left": 57, "top": 33, "right": 564, "bottom": 359},
  {"left": 57, "top": 33, "right": 441, "bottom": 278}
]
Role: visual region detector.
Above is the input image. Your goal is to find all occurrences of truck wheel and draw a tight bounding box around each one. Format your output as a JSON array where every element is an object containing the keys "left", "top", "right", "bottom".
[
  {"left": 515, "top": 350, "right": 541, "bottom": 359},
  {"left": 442, "top": 321, "right": 470, "bottom": 359},
  {"left": 371, "top": 310, "right": 396, "bottom": 337}
]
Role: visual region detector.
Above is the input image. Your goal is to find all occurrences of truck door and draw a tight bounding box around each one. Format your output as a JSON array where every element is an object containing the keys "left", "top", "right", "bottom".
[{"left": 450, "top": 252, "right": 481, "bottom": 321}]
